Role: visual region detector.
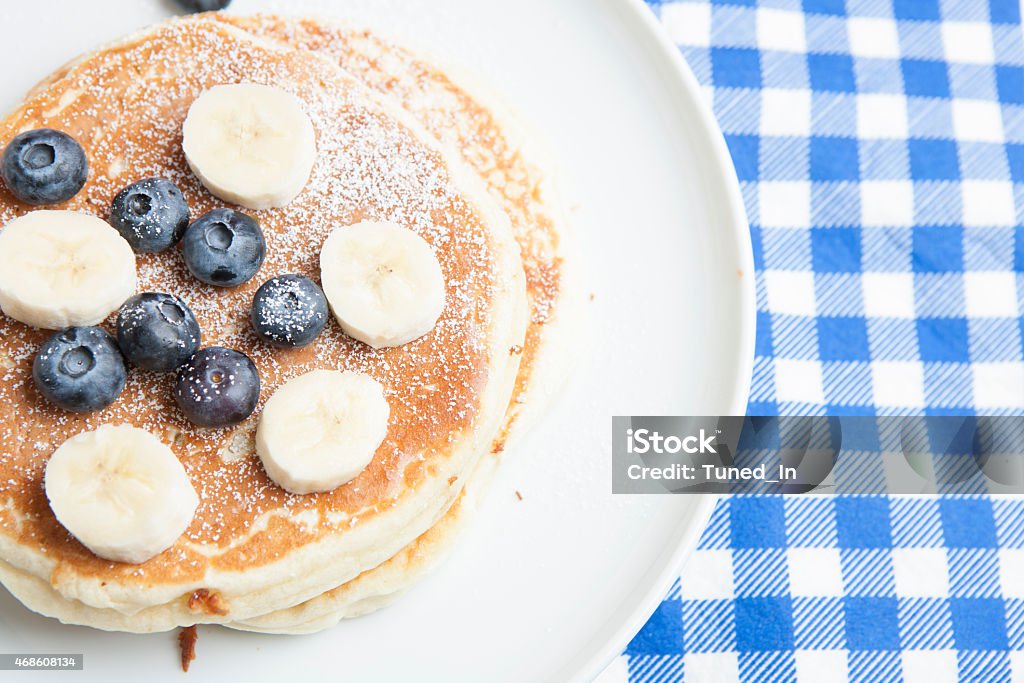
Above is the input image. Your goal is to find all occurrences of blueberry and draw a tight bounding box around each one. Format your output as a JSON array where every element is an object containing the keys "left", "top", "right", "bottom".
[
  {"left": 173, "top": 347, "right": 260, "bottom": 427},
  {"left": 175, "top": 0, "right": 232, "bottom": 12},
  {"left": 1, "top": 128, "right": 88, "bottom": 205},
  {"left": 181, "top": 208, "right": 265, "bottom": 287},
  {"left": 110, "top": 178, "right": 190, "bottom": 253},
  {"left": 116, "top": 293, "right": 201, "bottom": 372},
  {"left": 33, "top": 327, "right": 126, "bottom": 413},
  {"left": 250, "top": 275, "right": 328, "bottom": 349}
]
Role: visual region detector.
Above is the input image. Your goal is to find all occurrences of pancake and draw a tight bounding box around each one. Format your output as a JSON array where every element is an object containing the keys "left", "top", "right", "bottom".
[
  {"left": 6, "top": 12, "right": 580, "bottom": 635},
  {"left": 1, "top": 10, "right": 581, "bottom": 635},
  {"left": 0, "top": 15, "right": 527, "bottom": 631}
]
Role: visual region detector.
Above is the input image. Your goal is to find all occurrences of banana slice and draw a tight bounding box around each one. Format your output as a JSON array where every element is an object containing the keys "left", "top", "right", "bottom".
[
  {"left": 0, "top": 210, "right": 136, "bottom": 329},
  {"left": 320, "top": 221, "right": 446, "bottom": 349},
  {"left": 44, "top": 424, "right": 199, "bottom": 565},
  {"left": 182, "top": 83, "right": 317, "bottom": 210},
  {"left": 256, "top": 370, "right": 390, "bottom": 495}
]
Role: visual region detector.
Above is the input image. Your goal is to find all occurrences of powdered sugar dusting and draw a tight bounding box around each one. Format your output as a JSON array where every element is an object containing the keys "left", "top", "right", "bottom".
[{"left": 0, "top": 18, "right": 505, "bottom": 580}]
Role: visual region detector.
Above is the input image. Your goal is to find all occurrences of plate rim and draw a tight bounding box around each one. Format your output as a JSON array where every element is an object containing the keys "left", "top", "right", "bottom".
[{"left": 569, "top": 1, "right": 754, "bottom": 680}]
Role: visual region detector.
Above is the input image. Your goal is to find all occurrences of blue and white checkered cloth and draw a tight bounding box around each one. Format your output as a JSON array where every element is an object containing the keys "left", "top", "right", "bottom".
[{"left": 601, "top": 1, "right": 1024, "bottom": 681}]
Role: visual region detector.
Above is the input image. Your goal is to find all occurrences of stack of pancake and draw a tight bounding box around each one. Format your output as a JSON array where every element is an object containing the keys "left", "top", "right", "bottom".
[{"left": 0, "top": 13, "right": 577, "bottom": 634}]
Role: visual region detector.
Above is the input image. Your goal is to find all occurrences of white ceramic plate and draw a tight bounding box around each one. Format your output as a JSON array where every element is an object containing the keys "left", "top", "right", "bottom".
[{"left": 0, "top": 0, "right": 754, "bottom": 680}]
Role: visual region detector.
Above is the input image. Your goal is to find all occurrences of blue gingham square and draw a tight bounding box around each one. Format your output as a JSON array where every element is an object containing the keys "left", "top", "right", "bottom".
[{"left": 604, "top": 1, "right": 1024, "bottom": 681}]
